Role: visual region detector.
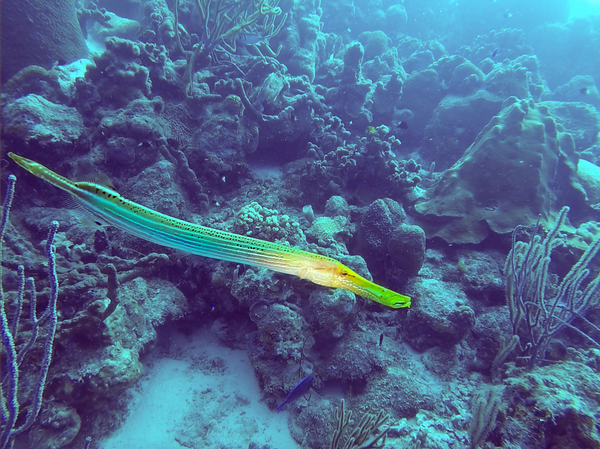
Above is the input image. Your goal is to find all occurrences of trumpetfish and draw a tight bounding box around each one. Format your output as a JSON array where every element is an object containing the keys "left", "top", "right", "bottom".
[{"left": 8, "top": 152, "right": 410, "bottom": 309}]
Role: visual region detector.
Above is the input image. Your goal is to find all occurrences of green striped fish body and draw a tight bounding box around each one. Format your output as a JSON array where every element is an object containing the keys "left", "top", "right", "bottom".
[{"left": 8, "top": 152, "right": 411, "bottom": 308}]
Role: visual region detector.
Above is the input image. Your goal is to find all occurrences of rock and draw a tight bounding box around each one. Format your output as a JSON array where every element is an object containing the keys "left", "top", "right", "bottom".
[{"left": 415, "top": 97, "right": 585, "bottom": 243}]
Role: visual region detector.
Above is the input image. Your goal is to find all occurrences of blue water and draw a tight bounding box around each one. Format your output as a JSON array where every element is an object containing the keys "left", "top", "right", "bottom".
[{"left": 1, "top": 0, "right": 599, "bottom": 448}]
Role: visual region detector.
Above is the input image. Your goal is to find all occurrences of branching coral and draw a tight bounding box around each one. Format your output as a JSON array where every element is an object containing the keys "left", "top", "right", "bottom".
[
  {"left": 302, "top": 124, "right": 421, "bottom": 203},
  {"left": 331, "top": 399, "right": 390, "bottom": 449},
  {"left": 469, "top": 386, "right": 504, "bottom": 449},
  {"left": 504, "top": 206, "right": 600, "bottom": 369},
  {"left": 1, "top": 176, "right": 61, "bottom": 449},
  {"left": 180, "top": 0, "right": 288, "bottom": 95}
]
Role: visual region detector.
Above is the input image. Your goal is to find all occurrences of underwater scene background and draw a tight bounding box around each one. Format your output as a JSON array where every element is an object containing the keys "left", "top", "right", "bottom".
[{"left": 1, "top": 0, "right": 600, "bottom": 448}]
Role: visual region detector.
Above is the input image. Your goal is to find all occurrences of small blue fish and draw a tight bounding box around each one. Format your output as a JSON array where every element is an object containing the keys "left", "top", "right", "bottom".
[
  {"left": 276, "top": 375, "right": 314, "bottom": 413},
  {"left": 237, "top": 32, "right": 265, "bottom": 46}
]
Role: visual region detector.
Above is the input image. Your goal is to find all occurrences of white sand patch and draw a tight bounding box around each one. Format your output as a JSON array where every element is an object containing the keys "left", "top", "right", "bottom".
[{"left": 100, "top": 326, "right": 298, "bottom": 449}]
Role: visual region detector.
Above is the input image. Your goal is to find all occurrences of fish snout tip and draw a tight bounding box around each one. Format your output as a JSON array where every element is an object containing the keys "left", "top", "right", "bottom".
[
  {"left": 8, "top": 152, "right": 27, "bottom": 167},
  {"left": 393, "top": 295, "right": 411, "bottom": 309}
]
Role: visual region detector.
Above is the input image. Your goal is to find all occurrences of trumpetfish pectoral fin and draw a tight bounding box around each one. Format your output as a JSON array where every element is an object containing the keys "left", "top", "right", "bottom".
[{"left": 7, "top": 152, "right": 411, "bottom": 309}]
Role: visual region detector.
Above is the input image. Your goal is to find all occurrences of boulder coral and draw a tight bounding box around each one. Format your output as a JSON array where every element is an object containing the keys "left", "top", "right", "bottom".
[
  {"left": 357, "top": 198, "right": 425, "bottom": 286},
  {"left": 384, "top": 4, "right": 408, "bottom": 34},
  {"left": 483, "top": 58, "right": 531, "bottom": 100},
  {"left": 577, "top": 160, "right": 600, "bottom": 208},
  {"left": 1, "top": 0, "right": 88, "bottom": 82},
  {"left": 420, "top": 90, "right": 503, "bottom": 169},
  {"left": 415, "top": 97, "right": 585, "bottom": 244},
  {"left": 396, "top": 68, "right": 445, "bottom": 147},
  {"left": 403, "top": 278, "right": 474, "bottom": 351},
  {"left": 448, "top": 61, "right": 484, "bottom": 95},
  {"left": 541, "top": 101, "right": 600, "bottom": 153},
  {"left": 2, "top": 94, "right": 85, "bottom": 153},
  {"left": 500, "top": 361, "right": 600, "bottom": 448},
  {"left": 361, "top": 30, "right": 389, "bottom": 61}
]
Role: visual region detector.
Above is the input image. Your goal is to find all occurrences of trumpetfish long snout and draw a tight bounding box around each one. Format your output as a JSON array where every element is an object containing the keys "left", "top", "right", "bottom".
[{"left": 8, "top": 152, "right": 411, "bottom": 309}]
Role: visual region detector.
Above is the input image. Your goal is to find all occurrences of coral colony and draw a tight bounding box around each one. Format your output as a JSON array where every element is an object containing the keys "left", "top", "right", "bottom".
[{"left": 1, "top": 0, "right": 600, "bottom": 448}]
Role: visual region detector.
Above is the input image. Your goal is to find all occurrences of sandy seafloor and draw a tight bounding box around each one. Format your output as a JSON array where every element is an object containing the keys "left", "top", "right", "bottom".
[{"left": 100, "top": 327, "right": 297, "bottom": 449}]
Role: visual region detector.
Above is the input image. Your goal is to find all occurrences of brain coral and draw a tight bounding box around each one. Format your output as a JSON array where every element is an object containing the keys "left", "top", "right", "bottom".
[{"left": 415, "top": 97, "right": 584, "bottom": 244}]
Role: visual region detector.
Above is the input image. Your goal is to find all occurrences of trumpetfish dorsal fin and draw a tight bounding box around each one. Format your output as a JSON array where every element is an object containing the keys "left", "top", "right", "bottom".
[
  {"left": 51, "top": 172, "right": 117, "bottom": 229},
  {"left": 56, "top": 173, "right": 117, "bottom": 229},
  {"left": 77, "top": 172, "right": 119, "bottom": 193}
]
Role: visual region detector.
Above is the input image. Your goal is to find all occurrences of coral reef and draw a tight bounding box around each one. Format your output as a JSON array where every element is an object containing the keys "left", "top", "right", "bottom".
[
  {"left": 1, "top": 0, "right": 88, "bottom": 82},
  {"left": 420, "top": 90, "right": 503, "bottom": 169},
  {"left": 500, "top": 362, "right": 600, "bottom": 448},
  {"left": 415, "top": 98, "right": 585, "bottom": 244},
  {"left": 85, "top": 37, "right": 152, "bottom": 108},
  {"left": 2, "top": 0, "right": 600, "bottom": 447},
  {"left": 2, "top": 94, "right": 85, "bottom": 152}
]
